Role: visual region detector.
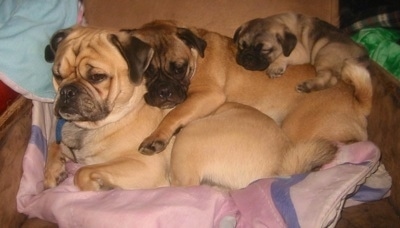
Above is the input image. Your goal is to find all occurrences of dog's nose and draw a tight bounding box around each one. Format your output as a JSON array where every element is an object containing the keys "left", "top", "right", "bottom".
[
  {"left": 60, "top": 85, "right": 79, "bottom": 101},
  {"left": 159, "top": 87, "right": 172, "bottom": 99}
]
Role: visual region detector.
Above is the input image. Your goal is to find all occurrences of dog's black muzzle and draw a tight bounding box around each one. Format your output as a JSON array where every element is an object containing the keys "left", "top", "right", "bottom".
[
  {"left": 144, "top": 80, "right": 187, "bottom": 109},
  {"left": 236, "top": 48, "right": 270, "bottom": 71}
]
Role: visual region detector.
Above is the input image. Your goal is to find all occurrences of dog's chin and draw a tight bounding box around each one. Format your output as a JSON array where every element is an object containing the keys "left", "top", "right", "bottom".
[
  {"left": 144, "top": 93, "right": 186, "bottom": 109},
  {"left": 55, "top": 102, "right": 110, "bottom": 122}
]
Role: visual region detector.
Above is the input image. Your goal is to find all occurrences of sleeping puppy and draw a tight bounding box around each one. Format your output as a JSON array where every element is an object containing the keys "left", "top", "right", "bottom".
[
  {"left": 42, "top": 26, "right": 336, "bottom": 191},
  {"left": 128, "top": 20, "right": 372, "bottom": 156},
  {"left": 233, "top": 12, "right": 369, "bottom": 93}
]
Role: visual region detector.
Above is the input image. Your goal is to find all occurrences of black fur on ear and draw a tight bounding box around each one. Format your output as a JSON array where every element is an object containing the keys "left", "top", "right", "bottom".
[
  {"left": 176, "top": 28, "right": 207, "bottom": 58},
  {"left": 276, "top": 30, "right": 297, "bottom": 57},
  {"left": 44, "top": 28, "right": 72, "bottom": 63},
  {"left": 233, "top": 26, "right": 243, "bottom": 44},
  {"left": 109, "top": 34, "right": 154, "bottom": 84}
]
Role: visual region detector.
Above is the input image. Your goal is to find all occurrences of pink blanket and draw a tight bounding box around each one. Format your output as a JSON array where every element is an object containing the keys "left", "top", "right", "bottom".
[{"left": 17, "top": 101, "right": 392, "bottom": 228}]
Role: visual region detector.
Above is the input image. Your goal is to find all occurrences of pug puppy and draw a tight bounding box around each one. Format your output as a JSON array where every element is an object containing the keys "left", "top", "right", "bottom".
[
  {"left": 233, "top": 12, "right": 369, "bottom": 93},
  {"left": 43, "top": 26, "right": 337, "bottom": 191},
  {"left": 129, "top": 20, "right": 372, "bottom": 156}
]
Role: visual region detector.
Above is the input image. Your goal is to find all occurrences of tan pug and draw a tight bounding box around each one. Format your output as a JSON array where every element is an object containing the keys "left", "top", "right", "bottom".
[
  {"left": 43, "top": 25, "right": 175, "bottom": 190},
  {"left": 129, "top": 20, "right": 372, "bottom": 156},
  {"left": 42, "top": 26, "right": 337, "bottom": 191},
  {"left": 233, "top": 12, "right": 369, "bottom": 93}
]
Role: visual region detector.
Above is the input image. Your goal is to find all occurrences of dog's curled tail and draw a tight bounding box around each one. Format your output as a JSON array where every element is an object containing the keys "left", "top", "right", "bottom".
[
  {"left": 341, "top": 58, "right": 373, "bottom": 116},
  {"left": 279, "top": 139, "right": 338, "bottom": 175}
]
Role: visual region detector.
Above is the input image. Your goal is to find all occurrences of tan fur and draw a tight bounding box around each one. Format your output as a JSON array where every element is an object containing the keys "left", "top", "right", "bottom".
[
  {"left": 171, "top": 102, "right": 337, "bottom": 189},
  {"left": 44, "top": 27, "right": 336, "bottom": 191},
  {"left": 136, "top": 21, "right": 372, "bottom": 155},
  {"left": 44, "top": 25, "right": 342, "bottom": 191},
  {"left": 233, "top": 12, "right": 369, "bottom": 93},
  {"left": 44, "top": 26, "right": 173, "bottom": 190}
]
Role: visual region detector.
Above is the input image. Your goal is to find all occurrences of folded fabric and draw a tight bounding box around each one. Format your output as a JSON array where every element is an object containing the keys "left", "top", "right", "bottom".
[
  {"left": 352, "top": 27, "right": 400, "bottom": 79},
  {"left": 0, "top": 0, "right": 79, "bottom": 102},
  {"left": 17, "top": 102, "right": 391, "bottom": 228}
]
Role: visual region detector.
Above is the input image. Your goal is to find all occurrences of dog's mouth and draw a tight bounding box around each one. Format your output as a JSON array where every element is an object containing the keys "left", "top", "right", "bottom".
[
  {"left": 55, "top": 84, "right": 110, "bottom": 122},
  {"left": 144, "top": 82, "right": 188, "bottom": 109},
  {"left": 236, "top": 49, "right": 270, "bottom": 71}
]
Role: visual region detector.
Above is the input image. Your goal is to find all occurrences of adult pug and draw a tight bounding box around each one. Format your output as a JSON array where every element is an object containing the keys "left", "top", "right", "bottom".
[
  {"left": 130, "top": 20, "right": 372, "bottom": 156},
  {"left": 43, "top": 26, "right": 336, "bottom": 191},
  {"left": 43, "top": 26, "right": 172, "bottom": 190},
  {"left": 233, "top": 12, "right": 369, "bottom": 93}
]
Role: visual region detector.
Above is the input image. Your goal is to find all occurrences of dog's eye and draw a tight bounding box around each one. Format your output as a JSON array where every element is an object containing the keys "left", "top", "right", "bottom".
[
  {"left": 255, "top": 43, "right": 264, "bottom": 52},
  {"left": 241, "top": 41, "right": 248, "bottom": 50},
  {"left": 261, "top": 48, "right": 273, "bottom": 54},
  {"left": 171, "top": 62, "right": 187, "bottom": 78},
  {"left": 52, "top": 69, "right": 63, "bottom": 81},
  {"left": 174, "top": 66, "right": 185, "bottom": 75},
  {"left": 53, "top": 73, "right": 62, "bottom": 81},
  {"left": 88, "top": 73, "right": 107, "bottom": 83},
  {"left": 145, "top": 65, "right": 158, "bottom": 78}
]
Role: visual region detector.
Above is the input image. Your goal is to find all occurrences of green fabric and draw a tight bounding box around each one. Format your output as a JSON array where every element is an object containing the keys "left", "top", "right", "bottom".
[{"left": 352, "top": 27, "right": 400, "bottom": 79}]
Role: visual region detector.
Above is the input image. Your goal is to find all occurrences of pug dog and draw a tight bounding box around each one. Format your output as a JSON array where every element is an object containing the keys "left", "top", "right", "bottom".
[
  {"left": 43, "top": 25, "right": 337, "bottom": 191},
  {"left": 233, "top": 12, "right": 369, "bottom": 93},
  {"left": 43, "top": 25, "right": 175, "bottom": 190},
  {"left": 129, "top": 20, "right": 372, "bottom": 156}
]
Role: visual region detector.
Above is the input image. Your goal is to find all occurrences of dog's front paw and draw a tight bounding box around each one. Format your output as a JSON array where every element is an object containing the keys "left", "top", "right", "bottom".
[
  {"left": 139, "top": 136, "right": 168, "bottom": 155},
  {"left": 266, "top": 63, "right": 286, "bottom": 78},
  {"left": 74, "top": 167, "right": 114, "bottom": 191},
  {"left": 44, "top": 144, "right": 68, "bottom": 189},
  {"left": 44, "top": 168, "right": 68, "bottom": 189}
]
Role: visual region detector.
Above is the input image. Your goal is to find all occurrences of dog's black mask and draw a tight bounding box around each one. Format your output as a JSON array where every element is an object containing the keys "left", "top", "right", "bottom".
[
  {"left": 143, "top": 62, "right": 189, "bottom": 109},
  {"left": 236, "top": 43, "right": 270, "bottom": 71},
  {"left": 141, "top": 27, "right": 207, "bottom": 109}
]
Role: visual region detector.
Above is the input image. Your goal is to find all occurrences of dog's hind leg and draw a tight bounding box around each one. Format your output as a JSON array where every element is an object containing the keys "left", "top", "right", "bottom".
[{"left": 296, "top": 69, "right": 338, "bottom": 93}]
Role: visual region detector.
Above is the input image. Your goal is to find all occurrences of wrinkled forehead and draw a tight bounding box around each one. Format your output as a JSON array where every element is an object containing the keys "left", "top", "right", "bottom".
[
  {"left": 52, "top": 28, "right": 123, "bottom": 75},
  {"left": 133, "top": 25, "right": 193, "bottom": 66},
  {"left": 240, "top": 19, "right": 282, "bottom": 44}
]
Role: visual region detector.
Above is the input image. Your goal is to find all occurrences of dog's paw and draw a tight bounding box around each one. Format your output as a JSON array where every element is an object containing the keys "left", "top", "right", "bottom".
[
  {"left": 296, "top": 82, "right": 312, "bottom": 93},
  {"left": 74, "top": 168, "right": 114, "bottom": 191},
  {"left": 266, "top": 63, "right": 286, "bottom": 78},
  {"left": 139, "top": 137, "right": 167, "bottom": 155},
  {"left": 44, "top": 160, "right": 67, "bottom": 189}
]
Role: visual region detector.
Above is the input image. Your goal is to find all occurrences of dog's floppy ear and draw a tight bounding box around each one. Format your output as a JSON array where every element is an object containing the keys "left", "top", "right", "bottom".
[
  {"left": 109, "top": 34, "right": 154, "bottom": 84},
  {"left": 276, "top": 30, "right": 297, "bottom": 57},
  {"left": 233, "top": 26, "right": 243, "bottom": 44},
  {"left": 176, "top": 28, "right": 207, "bottom": 58},
  {"left": 44, "top": 28, "right": 72, "bottom": 63}
]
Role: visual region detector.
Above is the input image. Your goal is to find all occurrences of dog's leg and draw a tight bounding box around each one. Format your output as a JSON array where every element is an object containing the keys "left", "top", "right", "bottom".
[
  {"left": 296, "top": 69, "right": 338, "bottom": 93},
  {"left": 266, "top": 56, "right": 289, "bottom": 78},
  {"left": 44, "top": 142, "right": 68, "bottom": 189},
  {"left": 74, "top": 158, "right": 169, "bottom": 190},
  {"left": 139, "top": 88, "right": 226, "bottom": 155}
]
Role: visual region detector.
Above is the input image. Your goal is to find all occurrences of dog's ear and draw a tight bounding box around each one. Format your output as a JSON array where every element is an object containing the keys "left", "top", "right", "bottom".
[
  {"left": 109, "top": 34, "right": 154, "bottom": 84},
  {"left": 276, "top": 30, "right": 297, "bottom": 56},
  {"left": 44, "top": 28, "right": 72, "bottom": 63},
  {"left": 233, "top": 26, "right": 243, "bottom": 44},
  {"left": 176, "top": 28, "right": 207, "bottom": 58}
]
